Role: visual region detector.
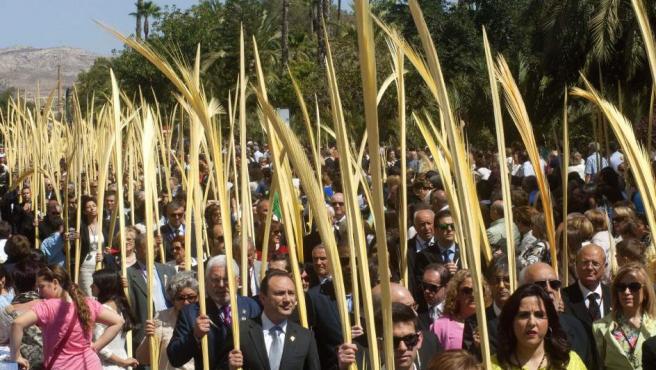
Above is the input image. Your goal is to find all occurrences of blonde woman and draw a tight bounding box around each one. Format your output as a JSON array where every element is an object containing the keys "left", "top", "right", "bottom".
[
  {"left": 593, "top": 263, "right": 656, "bottom": 369},
  {"left": 430, "top": 270, "right": 477, "bottom": 350}
]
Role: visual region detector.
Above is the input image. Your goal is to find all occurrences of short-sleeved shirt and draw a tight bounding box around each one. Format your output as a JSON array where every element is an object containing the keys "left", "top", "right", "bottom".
[{"left": 32, "top": 297, "right": 104, "bottom": 370}]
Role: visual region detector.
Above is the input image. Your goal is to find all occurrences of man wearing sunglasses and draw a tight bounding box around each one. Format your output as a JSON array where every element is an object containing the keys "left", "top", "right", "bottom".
[
  {"left": 417, "top": 263, "right": 448, "bottom": 327},
  {"left": 338, "top": 303, "right": 426, "bottom": 370},
  {"left": 519, "top": 262, "right": 593, "bottom": 366},
  {"left": 415, "top": 210, "right": 461, "bottom": 281}
]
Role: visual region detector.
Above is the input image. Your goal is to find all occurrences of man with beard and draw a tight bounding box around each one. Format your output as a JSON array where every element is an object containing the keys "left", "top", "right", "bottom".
[
  {"left": 168, "top": 255, "right": 261, "bottom": 369},
  {"left": 228, "top": 270, "right": 320, "bottom": 370}
]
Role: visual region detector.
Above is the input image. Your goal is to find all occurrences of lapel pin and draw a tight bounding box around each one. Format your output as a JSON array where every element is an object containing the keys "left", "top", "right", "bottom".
[{"left": 290, "top": 336, "right": 296, "bottom": 342}]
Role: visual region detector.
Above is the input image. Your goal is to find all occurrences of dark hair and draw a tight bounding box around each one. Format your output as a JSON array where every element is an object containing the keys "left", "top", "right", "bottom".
[
  {"left": 375, "top": 302, "right": 418, "bottom": 334},
  {"left": 5, "top": 235, "right": 32, "bottom": 261},
  {"left": 81, "top": 195, "right": 97, "bottom": 224},
  {"left": 497, "top": 284, "right": 570, "bottom": 370},
  {"left": 435, "top": 209, "right": 452, "bottom": 222},
  {"left": 424, "top": 263, "right": 450, "bottom": 286},
  {"left": 92, "top": 269, "right": 134, "bottom": 332},
  {"left": 12, "top": 261, "right": 41, "bottom": 293},
  {"left": 616, "top": 238, "right": 647, "bottom": 264},
  {"left": 0, "top": 220, "right": 11, "bottom": 238},
  {"left": 260, "top": 269, "right": 293, "bottom": 296},
  {"left": 38, "top": 265, "right": 92, "bottom": 332},
  {"left": 165, "top": 199, "right": 185, "bottom": 215},
  {"left": 0, "top": 264, "right": 13, "bottom": 291},
  {"left": 485, "top": 256, "right": 509, "bottom": 282}
]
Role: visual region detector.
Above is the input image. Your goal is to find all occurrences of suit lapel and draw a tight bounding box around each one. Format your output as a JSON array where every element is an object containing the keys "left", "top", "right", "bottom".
[
  {"left": 602, "top": 284, "right": 611, "bottom": 316},
  {"left": 569, "top": 285, "right": 593, "bottom": 327},
  {"left": 279, "top": 322, "right": 298, "bottom": 366},
  {"left": 248, "top": 319, "right": 271, "bottom": 370},
  {"left": 128, "top": 266, "right": 147, "bottom": 296}
]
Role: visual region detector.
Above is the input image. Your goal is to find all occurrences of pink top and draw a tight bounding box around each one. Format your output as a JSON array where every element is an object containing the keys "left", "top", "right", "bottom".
[
  {"left": 32, "top": 297, "right": 104, "bottom": 370},
  {"left": 430, "top": 315, "right": 465, "bottom": 350}
]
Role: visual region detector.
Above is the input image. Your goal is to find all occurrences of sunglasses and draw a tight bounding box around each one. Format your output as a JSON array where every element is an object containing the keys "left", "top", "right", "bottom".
[
  {"left": 175, "top": 294, "right": 198, "bottom": 302},
  {"left": 616, "top": 282, "right": 643, "bottom": 293},
  {"left": 437, "top": 223, "right": 455, "bottom": 231},
  {"left": 331, "top": 201, "right": 345, "bottom": 206},
  {"left": 391, "top": 333, "right": 421, "bottom": 349},
  {"left": 422, "top": 281, "right": 442, "bottom": 293},
  {"left": 460, "top": 287, "right": 474, "bottom": 296},
  {"left": 533, "top": 279, "right": 562, "bottom": 290}
]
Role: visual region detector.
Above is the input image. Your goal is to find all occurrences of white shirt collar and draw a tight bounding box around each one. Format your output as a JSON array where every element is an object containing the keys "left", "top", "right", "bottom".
[
  {"left": 261, "top": 311, "right": 287, "bottom": 334},
  {"left": 578, "top": 279, "right": 602, "bottom": 298},
  {"left": 493, "top": 302, "right": 502, "bottom": 317}
]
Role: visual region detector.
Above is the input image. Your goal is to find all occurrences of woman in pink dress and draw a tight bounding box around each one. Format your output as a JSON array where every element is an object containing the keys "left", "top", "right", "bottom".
[
  {"left": 9, "top": 264, "right": 124, "bottom": 370},
  {"left": 430, "top": 269, "right": 478, "bottom": 350}
]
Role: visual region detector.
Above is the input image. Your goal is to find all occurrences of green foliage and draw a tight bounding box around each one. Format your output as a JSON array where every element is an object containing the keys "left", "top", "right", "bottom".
[{"left": 75, "top": 0, "right": 656, "bottom": 149}]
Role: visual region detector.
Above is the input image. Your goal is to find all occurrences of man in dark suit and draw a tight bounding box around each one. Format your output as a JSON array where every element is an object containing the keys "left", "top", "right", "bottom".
[
  {"left": 159, "top": 199, "right": 187, "bottom": 259},
  {"left": 390, "top": 207, "right": 435, "bottom": 297},
  {"left": 562, "top": 244, "right": 610, "bottom": 369},
  {"left": 416, "top": 263, "right": 448, "bottom": 329},
  {"left": 167, "top": 255, "right": 261, "bottom": 369},
  {"left": 127, "top": 232, "right": 176, "bottom": 347},
  {"left": 643, "top": 336, "right": 656, "bottom": 370},
  {"left": 228, "top": 269, "right": 320, "bottom": 370},
  {"left": 415, "top": 209, "right": 461, "bottom": 280}
]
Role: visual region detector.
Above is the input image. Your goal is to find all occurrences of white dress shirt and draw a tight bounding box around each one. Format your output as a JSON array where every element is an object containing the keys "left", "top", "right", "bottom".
[
  {"left": 578, "top": 280, "right": 604, "bottom": 315},
  {"left": 262, "top": 312, "right": 288, "bottom": 356}
]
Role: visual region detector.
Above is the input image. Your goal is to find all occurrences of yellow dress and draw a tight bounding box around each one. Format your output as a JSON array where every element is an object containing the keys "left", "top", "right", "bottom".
[{"left": 490, "top": 351, "right": 587, "bottom": 370}]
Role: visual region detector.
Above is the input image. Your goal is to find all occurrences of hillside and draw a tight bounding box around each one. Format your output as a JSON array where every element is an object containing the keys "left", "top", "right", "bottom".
[{"left": 0, "top": 46, "right": 99, "bottom": 100}]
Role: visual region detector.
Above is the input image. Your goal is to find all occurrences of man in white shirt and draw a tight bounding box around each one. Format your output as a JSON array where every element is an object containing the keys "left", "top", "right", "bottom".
[
  {"left": 609, "top": 141, "right": 624, "bottom": 175},
  {"left": 228, "top": 270, "right": 320, "bottom": 370},
  {"left": 584, "top": 142, "right": 609, "bottom": 182}
]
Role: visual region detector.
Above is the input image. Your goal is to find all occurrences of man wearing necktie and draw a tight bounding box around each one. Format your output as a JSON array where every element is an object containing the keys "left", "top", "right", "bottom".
[
  {"left": 415, "top": 210, "right": 461, "bottom": 282},
  {"left": 127, "top": 233, "right": 176, "bottom": 349},
  {"left": 228, "top": 269, "right": 320, "bottom": 370},
  {"left": 168, "top": 255, "right": 261, "bottom": 369},
  {"left": 159, "top": 200, "right": 186, "bottom": 260},
  {"left": 562, "top": 244, "right": 610, "bottom": 369}
]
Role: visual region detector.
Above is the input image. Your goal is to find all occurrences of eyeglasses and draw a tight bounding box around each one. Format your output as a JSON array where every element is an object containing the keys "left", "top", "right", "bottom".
[
  {"left": 459, "top": 287, "right": 474, "bottom": 296},
  {"left": 331, "top": 201, "right": 345, "bottom": 206},
  {"left": 392, "top": 333, "right": 421, "bottom": 349},
  {"left": 616, "top": 282, "right": 643, "bottom": 293},
  {"left": 579, "top": 260, "right": 602, "bottom": 268},
  {"left": 437, "top": 223, "right": 455, "bottom": 231},
  {"left": 169, "top": 212, "right": 184, "bottom": 218},
  {"left": 422, "top": 281, "right": 442, "bottom": 293},
  {"left": 175, "top": 294, "right": 198, "bottom": 302},
  {"left": 533, "top": 279, "right": 562, "bottom": 290}
]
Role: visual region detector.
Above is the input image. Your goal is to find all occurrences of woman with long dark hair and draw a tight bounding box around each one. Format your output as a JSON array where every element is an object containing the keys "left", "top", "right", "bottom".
[
  {"left": 492, "top": 284, "right": 586, "bottom": 369},
  {"left": 593, "top": 263, "right": 656, "bottom": 369},
  {"left": 79, "top": 196, "right": 105, "bottom": 295},
  {"left": 9, "top": 265, "right": 124, "bottom": 370},
  {"left": 91, "top": 269, "right": 139, "bottom": 369}
]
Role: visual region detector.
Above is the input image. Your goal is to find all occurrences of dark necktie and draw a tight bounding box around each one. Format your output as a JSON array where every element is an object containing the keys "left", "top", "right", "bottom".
[{"left": 588, "top": 292, "right": 601, "bottom": 321}]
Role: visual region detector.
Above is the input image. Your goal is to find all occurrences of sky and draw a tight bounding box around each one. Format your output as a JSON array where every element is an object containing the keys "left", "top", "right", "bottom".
[{"left": 0, "top": 0, "right": 199, "bottom": 55}]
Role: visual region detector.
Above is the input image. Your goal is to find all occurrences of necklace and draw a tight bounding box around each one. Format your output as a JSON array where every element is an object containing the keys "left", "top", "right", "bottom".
[
  {"left": 512, "top": 351, "right": 546, "bottom": 370},
  {"left": 617, "top": 314, "right": 642, "bottom": 367}
]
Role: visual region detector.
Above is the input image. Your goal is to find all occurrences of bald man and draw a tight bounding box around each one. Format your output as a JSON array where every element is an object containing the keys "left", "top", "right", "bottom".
[
  {"left": 520, "top": 263, "right": 594, "bottom": 367},
  {"left": 486, "top": 200, "right": 520, "bottom": 253},
  {"left": 562, "top": 244, "right": 610, "bottom": 369}
]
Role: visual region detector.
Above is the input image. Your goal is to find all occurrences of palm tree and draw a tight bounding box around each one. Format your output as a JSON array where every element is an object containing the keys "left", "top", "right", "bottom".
[
  {"left": 142, "top": 1, "right": 161, "bottom": 39},
  {"left": 129, "top": 0, "right": 145, "bottom": 40},
  {"left": 282, "top": 0, "right": 289, "bottom": 71}
]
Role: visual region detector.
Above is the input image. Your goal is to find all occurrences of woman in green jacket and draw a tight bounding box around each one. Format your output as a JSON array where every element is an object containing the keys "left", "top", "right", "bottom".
[{"left": 593, "top": 262, "right": 656, "bottom": 369}]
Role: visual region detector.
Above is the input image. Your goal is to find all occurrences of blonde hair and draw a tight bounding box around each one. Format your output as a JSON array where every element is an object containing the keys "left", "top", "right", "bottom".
[
  {"left": 443, "top": 269, "right": 472, "bottom": 317},
  {"left": 585, "top": 209, "right": 609, "bottom": 232},
  {"left": 611, "top": 262, "right": 656, "bottom": 318}
]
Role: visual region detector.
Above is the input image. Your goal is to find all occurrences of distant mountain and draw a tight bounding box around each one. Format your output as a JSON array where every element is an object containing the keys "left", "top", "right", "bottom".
[{"left": 0, "top": 46, "right": 100, "bottom": 100}]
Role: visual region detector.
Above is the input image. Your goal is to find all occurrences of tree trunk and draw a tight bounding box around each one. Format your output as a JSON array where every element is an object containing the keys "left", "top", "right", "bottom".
[
  {"left": 282, "top": 0, "right": 289, "bottom": 72},
  {"left": 144, "top": 16, "right": 150, "bottom": 39},
  {"left": 337, "top": 0, "right": 341, "bottom": 22},
  {"left": 136, "top": 0, "right": 144, "bottom": 40}
]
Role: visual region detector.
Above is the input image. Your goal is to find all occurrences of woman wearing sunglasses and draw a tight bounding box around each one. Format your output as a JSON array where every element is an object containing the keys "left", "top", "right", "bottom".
[
  {"left": 592, "top": 263, "right": 656, "bottom": 369},
  {"left": 135, "top": 270, "right": 198, "bottom": 370},
  {"left": 430, "top": 269, "right": 477, "bottom": 350},
  {"left": 493, "top": 284, "right": 586, "bottom": 370}
]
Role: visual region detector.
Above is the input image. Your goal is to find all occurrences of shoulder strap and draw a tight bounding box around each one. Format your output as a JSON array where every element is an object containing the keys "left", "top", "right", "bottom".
[{"left": 43, "top": 304, "right": 79, "bottom": 370}]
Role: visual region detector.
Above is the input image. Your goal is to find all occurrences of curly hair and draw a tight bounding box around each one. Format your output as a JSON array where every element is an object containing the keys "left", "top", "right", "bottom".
[
  {"left": 497, "top": 284, "right": 570, "bottom": 370},
  {"left": 38, "top": 264, "right": 92, "bottom": 332},
  {"left": 443, "top": 269, "right": 471, "bottom": 318}
]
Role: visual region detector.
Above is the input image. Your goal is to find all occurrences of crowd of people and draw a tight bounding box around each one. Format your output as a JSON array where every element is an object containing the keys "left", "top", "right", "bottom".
[{"left": 0, "top": 138, "right": 655, "bottom": 370}]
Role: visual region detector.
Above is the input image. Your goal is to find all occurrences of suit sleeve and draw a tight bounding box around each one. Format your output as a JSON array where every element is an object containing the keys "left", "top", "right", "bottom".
[
  {"left": 306, "top": 333, "right": 321, "bottom": 370},
  {"left": 642, "top": 338, "right": 656, "bottom": 370},
  {"left": 167, "top": 307, "right": 198, "bottom": 367},
  {"left": 592, "top": 322, "right": 606, "bottom": 368}
]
